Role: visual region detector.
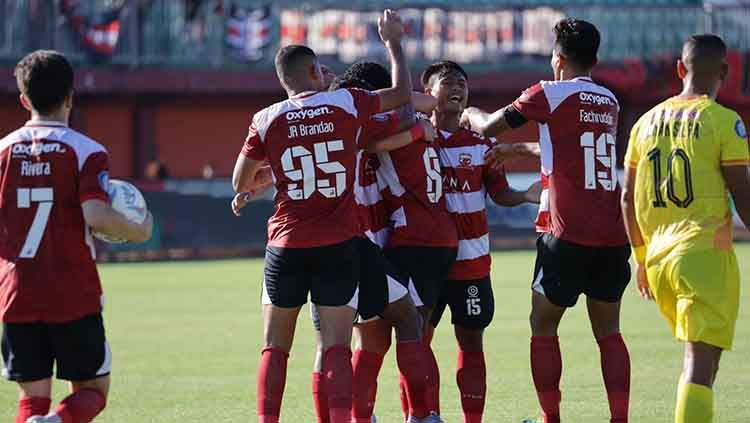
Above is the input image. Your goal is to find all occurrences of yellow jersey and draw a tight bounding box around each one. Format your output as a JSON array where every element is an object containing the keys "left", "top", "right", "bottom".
[{"left": 625, "top": 96, "right": 749, "bottom": 260}]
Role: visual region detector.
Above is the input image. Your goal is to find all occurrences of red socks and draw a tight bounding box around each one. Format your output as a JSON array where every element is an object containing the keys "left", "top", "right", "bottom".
[
  {"left": 425, "top": 343, "right": 441, "bottom": 415},
  {"left": 54, "top": 389, "right": 106, "bottom": 423},
  {"left": 351, "top": 349, "right": 384, "bottom": 423},
  {"left": 456, "top": 350, "right": 486, "bottom": 423},
  {"left": 396, "top": 341, "right": 431, "bottom": 419},
  {"left": 16, "top": 397, "right": 51, "bottom": 423},
  {"left": 531, "top": 336, "right": 562, "bottom": 423},
  {"left": 323, "top": 345, "right": 353, "bottom": 423},
  {"left": 257, "top": 347, "right": 289, "bottom": 423},
  {"left": 312, "top": 371, "right": 329, "bottom": 423},
  {"left": 598, "top": 333, "right": 631, "bottom": 423},
  {"left": 399, "top": 373, "right": 410, "bottom": 420}
]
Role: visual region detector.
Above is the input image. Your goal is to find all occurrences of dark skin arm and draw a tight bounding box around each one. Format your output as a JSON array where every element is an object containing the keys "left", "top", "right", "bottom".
[
  {"left": 365, "top": 119, "right": 435, "bottom": 153},
  {"left": 489, "top": 181, "right": 542, "bottom": 206},
  {"left": 462, "top": 106, "right": 513, "bottom": 138},
  {"left": 723, "top": 164, "right": 750, "bottom": 228}
]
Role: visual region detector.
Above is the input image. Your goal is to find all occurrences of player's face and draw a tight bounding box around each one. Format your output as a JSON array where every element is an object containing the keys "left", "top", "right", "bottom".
[
  {"left": 320, "top": 65, "right": 337, "bottom": 89},
  {"left": 311, "top": 61, "right": 328, "bottom": 91},
  {"left": 430, "top": 72, "right": 469, "bottom": 114}
]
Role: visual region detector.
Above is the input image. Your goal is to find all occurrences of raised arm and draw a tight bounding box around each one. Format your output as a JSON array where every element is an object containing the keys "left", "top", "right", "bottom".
[
  {"left": 82, "top": 199, "right": 153, "bottom": 243},
  {"left": 412, "top": 92, "right": 438, "bottom": 114},
  {"left": 373, "top": 10, "right": 412, "bottom": 113},
  {"left": 722, "top": 164, "right": 750, "bottom": 229},
  {"left": 462, "top": 106, "right": 514, "bottom": 137}
]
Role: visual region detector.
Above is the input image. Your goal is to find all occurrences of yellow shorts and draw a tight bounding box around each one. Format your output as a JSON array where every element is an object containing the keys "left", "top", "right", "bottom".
[{"left": 646, "top": 248, "right": 740, "bottom": 350}]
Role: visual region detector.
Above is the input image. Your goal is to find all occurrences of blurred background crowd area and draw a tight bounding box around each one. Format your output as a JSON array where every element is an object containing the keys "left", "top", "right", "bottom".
[{"left": 0, "top": 0, "right": 748, "bottom": 258}]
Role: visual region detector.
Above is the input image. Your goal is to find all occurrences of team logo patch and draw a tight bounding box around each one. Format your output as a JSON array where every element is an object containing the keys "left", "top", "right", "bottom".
[
  {"left": 467, "top": 285, "right": 479, "bottom": 298},
  {"left": 98, "top": 171, "right": 110, "bottom": 193},
  {"left": 458, "top": 153, "right": 473, "bottom": 168},
  {"left": 735, "top": 119, "right": 747, "bottom": 139}
]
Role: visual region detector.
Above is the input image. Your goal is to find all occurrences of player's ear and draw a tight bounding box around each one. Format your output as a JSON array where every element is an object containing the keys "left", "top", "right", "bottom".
[
  {"left": 19, "top": 94, "right": 32, "bottom": 112},
  {"left": 64, "top": 90, "right": 74, "bottom": 110},
  {"left": 676, "top": 59, "right": 688, "bottom": 79},
  {"left": 719, "top": 62, "right": 729, "bottom": 84}
]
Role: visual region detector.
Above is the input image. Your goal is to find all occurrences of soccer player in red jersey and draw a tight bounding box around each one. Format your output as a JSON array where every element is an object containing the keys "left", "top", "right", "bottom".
[
  {"left": 231, "top": 10, "right": 414, "bottom": 423},
  {"left": 463, "top": 19, "right": 632, "bottom": 423},
  {"left": 0, "top": 50, "right": 153, "bottom": 423},
  {"left": 421, "top": 61, "right": 541, "bottom": 423}
]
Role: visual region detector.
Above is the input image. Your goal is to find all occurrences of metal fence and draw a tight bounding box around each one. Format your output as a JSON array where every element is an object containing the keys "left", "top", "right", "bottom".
[{"left": 0, "top": 1, "right": 747, "bottom": 69}]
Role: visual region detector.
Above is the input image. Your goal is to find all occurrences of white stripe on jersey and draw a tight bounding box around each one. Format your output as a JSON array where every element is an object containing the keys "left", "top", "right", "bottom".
[
  {"left": 539, "top": 123, "right": 553, "bottom": 175},
  {"left": 0, "top": 122, "right": 107, "bottom": 171},
  {"left": 540, "top": 77, "right": 619, "bottom": 113},
  {"left": 253, "top": 89, "right": 361, "bottom": 141},
  {"left": 355, "top": 181, "right": 382, "bottom": 206},
  {"left": 390, "top": 206, "right": 406, "bottom": 228},
  {"left": 439, "top": 144, "right": 490, "bottom": 168},
  {"left": 375, "top": 152, "right": 406, "bottom": 197},
  {"left": 445, "top": 190, "right": 487, "bottom": 214},
  {"left": 456, "top": 234, "right": 490, "bottom": 261}
]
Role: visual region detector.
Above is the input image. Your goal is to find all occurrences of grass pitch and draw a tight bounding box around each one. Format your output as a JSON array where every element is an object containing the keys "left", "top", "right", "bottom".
[{"left": 1, "top": 246, "right": 750, "bottom": 422}]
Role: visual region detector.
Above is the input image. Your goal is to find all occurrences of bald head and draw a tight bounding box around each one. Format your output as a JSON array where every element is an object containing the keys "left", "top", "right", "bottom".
[
  {"left": 681, "top": 34, "right": 727, "bottom": 79},
  {"left": 274, "top": 45, "right": 321, "bottom": 92}
]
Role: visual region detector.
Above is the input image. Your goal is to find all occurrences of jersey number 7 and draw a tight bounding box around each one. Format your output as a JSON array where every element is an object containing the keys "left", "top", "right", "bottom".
[{"left": 17, "top": 187, "right": 54, "bottom": 259}]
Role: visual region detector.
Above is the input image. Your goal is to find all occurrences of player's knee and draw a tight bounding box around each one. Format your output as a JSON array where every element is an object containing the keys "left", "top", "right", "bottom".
[
  {"left": 529, "top": 310, "right": 557, "bottom": 336},
  {"left": 455, "top": 326, "right": 483, "bottom": 352}
]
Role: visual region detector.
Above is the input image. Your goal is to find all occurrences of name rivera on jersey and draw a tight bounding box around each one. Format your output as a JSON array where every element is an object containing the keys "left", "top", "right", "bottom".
[
  {"left": 287, "top": 106, "right": 336, "bottom": 139},
  {"left": 21, "top": 160, "right": 52, "bottom": 176}
]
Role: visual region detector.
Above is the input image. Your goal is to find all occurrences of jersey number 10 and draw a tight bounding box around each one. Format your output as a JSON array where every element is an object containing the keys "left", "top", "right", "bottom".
[{"left": 646, "top": 147, "right": 694, "bottom": 208}]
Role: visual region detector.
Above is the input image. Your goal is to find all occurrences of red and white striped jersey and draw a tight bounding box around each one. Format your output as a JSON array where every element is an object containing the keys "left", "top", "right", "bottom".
[
  {"left": 354, "top": 112, "right": 399, "bottom": 247},
  {"left": 378, "top": 140, "right": 457, "bottom": 249},
  {"left": 437, "top": 129, "right": 509, "bottom": 281},
  {"left": 0, "top": 121, "right": 110, "bottom": 323},
  {"left": 513, "top": 77, "right": 628, "bottom": 246}
]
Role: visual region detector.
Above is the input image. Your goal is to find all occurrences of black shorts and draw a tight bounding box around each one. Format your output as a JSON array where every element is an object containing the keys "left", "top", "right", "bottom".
[
  {"left": 2, "top": 313, "right": 111, "bottom": 382},
  {"left": 532, "top": 233, "right": 631, "bottom": 308},
  {"left": 430, "top": 277, "right": 494, "bottom": 330},
  {"left": 383, "top": 246, "right": 457, "bottom": 309},
  {"left": 262, "top": 238, "right": 359, "bottom": 308},
  {"left": 311, "top": 238, "right": 409, "bottom": 329}
]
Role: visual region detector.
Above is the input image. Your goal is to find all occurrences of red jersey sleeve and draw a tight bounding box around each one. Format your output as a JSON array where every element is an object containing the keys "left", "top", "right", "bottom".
[
  {"left": 360, "top": 112, "right": 399, "bottom": 149},
  {"left": 348, "top": 88, "right": 381, "bottom": 123},
  {"left": 512, "top": 83, "right": 551, "bottom": 123},
  {"left": 241, "top": 120, "right": 266, "bottom": 161},
  {"left": 79, "top": 151, "right": 110, "bottom": 203}
]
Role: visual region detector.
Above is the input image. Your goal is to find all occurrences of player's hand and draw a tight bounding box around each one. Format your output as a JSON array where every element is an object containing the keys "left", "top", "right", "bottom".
[
  {"left": 524, "top": 180, "right": 543, "bottom": 204},
  {"left": 419, "top": 119, "right": 436, "bottom": 142},
  {"left": 232, "top": 191, "right": 256, "bottom": 216},
  {"left": 378, "top": 9, "right": 404, "bottom": 44},
  {"left": 636, "top": 264, "right": 654, "bottom": 301},
  {"left": 134, "top": 212, "right": 154, "bottom": 243},
  {"left": 484, "top": 143, "right": 519, "bottom": 171}
]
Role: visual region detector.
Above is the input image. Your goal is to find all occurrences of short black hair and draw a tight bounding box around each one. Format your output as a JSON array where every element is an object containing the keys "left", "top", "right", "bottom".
[
  {"left": 343, "top": 62, "right": 391, "bottom": 91},
  {"left": 329, "top": 75, "right": 375, "bottom": 91},
  {"left": 682, "top": 34, "right": 727, "bottom": 72},
  {"left": 274, "top": 45, "right": 317, "bottom": 82},
  {"left": 421, "top": 61, "right": 468, "bottom": 88},
  {"left": 553, "top": 18, "right": 600, "bottom": 70},
  {"left": 15, "top": 50, "right": 74, "bottom": 115}
]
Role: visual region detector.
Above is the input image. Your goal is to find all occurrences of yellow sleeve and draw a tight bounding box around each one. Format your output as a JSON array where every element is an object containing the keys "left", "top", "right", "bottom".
[
  {"left": 624, "top": 119, "right": 642, "bottom": 169},
  {"left": 720, "top": 114, "right": 749, "bottom": 166}
]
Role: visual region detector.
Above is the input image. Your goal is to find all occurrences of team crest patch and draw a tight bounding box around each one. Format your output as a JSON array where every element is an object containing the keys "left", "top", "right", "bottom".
[
  {"left": 458, "top": 153, "right": 473, "bottom": 168},
  {"left": 467, "top": 285, "right": 479, "bottom": 298},
  {"left": 98, "top": 171, "right": 110, "bottom": 193},
  {"left": 735, "top": 119, "right": 747, "bottom": 139}
]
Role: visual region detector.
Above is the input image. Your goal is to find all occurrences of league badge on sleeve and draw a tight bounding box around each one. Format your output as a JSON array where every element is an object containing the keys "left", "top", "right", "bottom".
[
  {"left": 98, "top": 171, "right": 110, "bottom": 193},
  {"left": 735, "top": 119, "right": 748, "bottom": 140}
]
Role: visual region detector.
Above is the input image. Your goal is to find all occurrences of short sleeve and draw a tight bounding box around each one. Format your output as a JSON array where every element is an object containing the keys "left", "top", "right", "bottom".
[
  {"left": 241, "top": 119, "right": 266, "bottom": 161},
  {"left": 624, "top": 119, "right": 643, "bottom": 169},
  {"left": 720, "top": 115, "right": 749, "bottom": 166},
  {"left": 360, "top": 112, "right": 399, "bottom": 149},
  {"left": 348, "top": 88, "right": 381, "bottom": 123},
  {"left": 512, "top": 83, "right": 551, "bottom": 123},
  {"left": 483, "top": 155, "right": 510, "bottom": 197},
  {"left": 79, "top": 151, "right": 110, "bottom": 204}
]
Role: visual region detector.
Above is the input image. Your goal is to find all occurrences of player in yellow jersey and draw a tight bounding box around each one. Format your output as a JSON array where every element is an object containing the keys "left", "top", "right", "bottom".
[{"left": 621, "top": 34, "right": 750, "bottom": 423}]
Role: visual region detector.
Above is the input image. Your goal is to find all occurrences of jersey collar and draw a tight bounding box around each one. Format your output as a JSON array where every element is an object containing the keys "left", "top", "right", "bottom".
[
  {"left": 24, "top": 120, "right": 67, "bottom": 128},
  {"left": 573, "top": 76, "right": 593, "bottom": 82},
  {"left": 290, "top": 91, "right": 319, "bottom": 100}
]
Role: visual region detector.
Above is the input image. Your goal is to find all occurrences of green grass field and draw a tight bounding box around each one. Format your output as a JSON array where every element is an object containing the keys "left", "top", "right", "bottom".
[{"left": 2, "top": 246, "right": 750, "bottom": 422}]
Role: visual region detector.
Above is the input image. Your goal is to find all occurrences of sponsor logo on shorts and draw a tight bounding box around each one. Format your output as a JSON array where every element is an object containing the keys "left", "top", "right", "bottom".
[
  {"left": 735, "top": 119, "right": 748, "bottom": 139},
  {"left": 467, "top": 285, "right": 479, "bottom": 298}
]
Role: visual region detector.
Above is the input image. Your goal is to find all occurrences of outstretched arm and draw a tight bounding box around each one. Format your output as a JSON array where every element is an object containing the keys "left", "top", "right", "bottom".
[
  {"left": 489, "top": 180, "right": 542, "bottom": 206},
  {"left": 485, "top": 142, "right": 540, "bottom": 171},
  {"left": 462, "top": 105, "right": 522, "bottom": 138},
  {"left": 373, "top": 10, "right": 412, "bottom": 113},
  {"left": 366, "top": 119, "right": 435, "bottom": 153}
]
